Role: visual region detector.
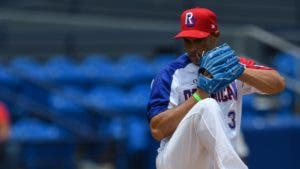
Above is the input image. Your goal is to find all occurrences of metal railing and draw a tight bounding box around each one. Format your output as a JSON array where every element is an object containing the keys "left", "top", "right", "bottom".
[{"left": 243, "top": 25, "right": 300, "bottom": 94}]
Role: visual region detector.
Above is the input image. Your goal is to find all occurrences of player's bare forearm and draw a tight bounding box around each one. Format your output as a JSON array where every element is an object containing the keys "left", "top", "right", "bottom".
[
  {"left": 238, "top": 68, "right": 285, "bottom": 94},
  {"left": 150, "top": 89, "right": 209, "bottom": 141}
]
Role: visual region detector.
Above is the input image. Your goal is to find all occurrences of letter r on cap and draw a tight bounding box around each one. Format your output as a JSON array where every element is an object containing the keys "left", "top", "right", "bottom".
[{"left": 185, "top": 12, "right": 194, "bottom": 27}]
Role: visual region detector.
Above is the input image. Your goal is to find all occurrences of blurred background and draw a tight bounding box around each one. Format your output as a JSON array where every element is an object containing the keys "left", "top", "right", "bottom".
[{"left": 0, "top": 0, "right": 299, "bottom": 169}]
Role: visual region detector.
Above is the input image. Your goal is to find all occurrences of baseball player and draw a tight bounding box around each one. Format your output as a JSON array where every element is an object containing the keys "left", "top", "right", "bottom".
[{"left": 147, "top": 7, "right": 285, "bottom": 169}]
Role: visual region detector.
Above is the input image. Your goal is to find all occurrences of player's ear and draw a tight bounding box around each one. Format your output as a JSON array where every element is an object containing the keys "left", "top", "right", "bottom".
[
  {"left": 210, "top": 31, "right": 220, "bottom": 46},
  {"left": 212, "top": 31, "right": 220, "bottom": 38}
]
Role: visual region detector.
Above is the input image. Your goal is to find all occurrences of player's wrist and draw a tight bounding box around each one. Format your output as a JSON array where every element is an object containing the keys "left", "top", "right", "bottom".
[
  {"left": 195, "top": 88, "right": 209, "bottom": 100},
  {"left": 237, "top": 67, "right": 248, "bottom": 81}
]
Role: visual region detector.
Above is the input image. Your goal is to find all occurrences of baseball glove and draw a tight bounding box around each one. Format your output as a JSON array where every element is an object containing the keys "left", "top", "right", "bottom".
[{"left": 198, "top": 43, "right": 245, "bottom": 94}]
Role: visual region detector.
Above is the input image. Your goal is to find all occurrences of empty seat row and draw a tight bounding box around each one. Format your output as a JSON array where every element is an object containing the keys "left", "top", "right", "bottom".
[
  {"left": 1, "top": 52, "right": 299, "bottom": 87},
  {"left": 1, "top": 54, "right": 177, "bottom": 87},
  {"left": 48, "top": 84, "right": 150, "bottom": 116},
  {"left": 273, "top": 52, "right": 300, "bottom": 78},
  {"left": 10, "top": 115, "right": 150, "bottom": 155}
]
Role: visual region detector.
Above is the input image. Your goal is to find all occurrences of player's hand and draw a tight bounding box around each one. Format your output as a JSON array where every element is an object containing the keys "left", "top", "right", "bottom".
[{"left": 197, "top": 43, "right": 245, "bottom": 94}]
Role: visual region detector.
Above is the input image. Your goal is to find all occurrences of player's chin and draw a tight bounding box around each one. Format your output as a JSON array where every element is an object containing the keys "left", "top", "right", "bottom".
[{"left": 189, "top": 55, "right": 200, "bottom": 65}]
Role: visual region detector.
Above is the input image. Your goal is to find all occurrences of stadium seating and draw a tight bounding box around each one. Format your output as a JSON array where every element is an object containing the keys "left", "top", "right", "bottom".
[
  {"left": 0, "top": 64, "right": 19, "bottom": 88},
  {"left": 278, "top": 90, "right": 295, "bottom": 115},
  {"left": 111, "top": 54, "right": 154, "bottom": 86},
  {"left": 78, "top": 54, "right": 114, "bottom": 86},
  {"left": 48, "top": 92, "right": 86, "bottom": 117},
  {"left": 273, "top": 52, "right": 297, "bottom": 77},
  {"left": 126, "top": 84, "right": 150, "bottom": 115},
  {"left": 84, "top": 85, "right": 129, "bottom": 115},
  {"left": 9, "top": 57, "right": 46, "bottom": 82},
  {"left": 10, "top": 119, "right": 77, "bottom": 169},
  {"left": 151, "top": 54, "right": 177, "bottom": 74},
  {"left": 22, "top": 143, "right": 76, "bottom": 169},
  {"left": 125, "top": 116, "right": 149, "bottom": 152},
  {"left": 3, "top": 52, "right": 299, "bottom": 169},
  {"left": 44, "top": 55, "right": 81, "bottom": 85},
  {"left": 10, "top": 118, "right": 73, "bottom": 142}
]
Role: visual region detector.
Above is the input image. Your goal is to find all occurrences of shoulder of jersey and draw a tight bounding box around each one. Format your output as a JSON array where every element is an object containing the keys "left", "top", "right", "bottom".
[
  {"left": 158, "top": 54, "right": 191, "bottom": 73},
  {"left": 239, "top": 56, "right": 272, "bottom": 70}
]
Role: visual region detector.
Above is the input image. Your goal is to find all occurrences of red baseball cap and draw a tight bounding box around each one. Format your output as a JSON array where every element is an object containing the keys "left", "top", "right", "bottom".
[{"left": 174, "top": 7, "right": 218, "bottom": 39}]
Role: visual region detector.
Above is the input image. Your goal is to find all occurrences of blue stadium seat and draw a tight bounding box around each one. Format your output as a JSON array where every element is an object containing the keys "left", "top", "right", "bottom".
[
  {"left": 10, "top": 118, "right": 73, "bottom": 142},
  {"left": 111, "top": 54, "right": 154, "bottom": 86},
  {"left": 9, "top": 57, "right": 49, "bottom": 104},
  {"left": 0, "top": 64, "right": 19, "bottom": 88},
  {"left": 125, "top": 116, "right": 149, "bottom": 152},
  {"left": 48, "top": 93, "right": 85, "bottom": 114},
  {"left": 48, "top": 86, "right": 93, "bottom": 125},
  {"left": 126, "top": 84, "right": 151, "bottom": 115},
  {"left": 277, "top": 90, "right": 295, "bottom": 115},
  {"left": 22, "top": 143, "right": 76, "bottom": 169},
  {"left": 242, "top": 115, "right": 267, "bottom": 130},
  {"left": 242, "top": 94, "right": 257, "bottom": 117},
  {"left": 106, "top": 117, "right": 126, "bottom": 140},
  {"left": 10, "top": 57, "right": 39, "bottom": 70},
  {"left": 151, "top": 54, "right": 177, "bottom": 74},
  {"left": 9, "top": 57, "right": 47, "bottom": 82},
  {"left": 273, "top": 52, "right": 296, "bottom": 77},
  {"left": 84, "top": 85, "right": 129, "bottom": 115},
  {"left": 44, "top": 55, "right": 81, "bottom": 84},
  {"left": 10, "top": 118, "right": 76, "bottom": 169},
  {"left": 78, "top": 54, "right": 114, "bottom": 85},
  {"left": 120, "top": 116, "right": 150, "bottom": 169}
]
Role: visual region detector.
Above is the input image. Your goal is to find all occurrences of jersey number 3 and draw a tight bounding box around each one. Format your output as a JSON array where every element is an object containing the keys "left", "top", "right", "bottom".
[{"left": 227, "top": 111, "right": 236, "bottom": 129}]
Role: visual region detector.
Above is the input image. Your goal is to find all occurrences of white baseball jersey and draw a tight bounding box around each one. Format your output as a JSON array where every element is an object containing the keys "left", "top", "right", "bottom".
[{"left": 147, "top": 53, "right": 271, "bottom": 152}]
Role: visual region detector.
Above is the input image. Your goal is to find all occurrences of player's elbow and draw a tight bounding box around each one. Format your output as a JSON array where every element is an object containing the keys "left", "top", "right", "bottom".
[
  {"left": 262, "top": 72, "right": 286, "bottom": 94},
  {"left": 151, "top": 127, "right": 165, "bottom": 141},
  {"left": 269, "top": 74, "right": 286, "bottom": 94},
  {"left": 277, "top": 76, "right": 286, "bottom": 92},
  {"left": 150, "top": 118, "right": 166, "bottom": 141}
]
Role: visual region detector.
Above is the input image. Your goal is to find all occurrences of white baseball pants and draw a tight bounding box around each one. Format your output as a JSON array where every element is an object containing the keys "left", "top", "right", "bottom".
[{"left": 156, "top": 98, "right": 248, "bottom": 169}]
